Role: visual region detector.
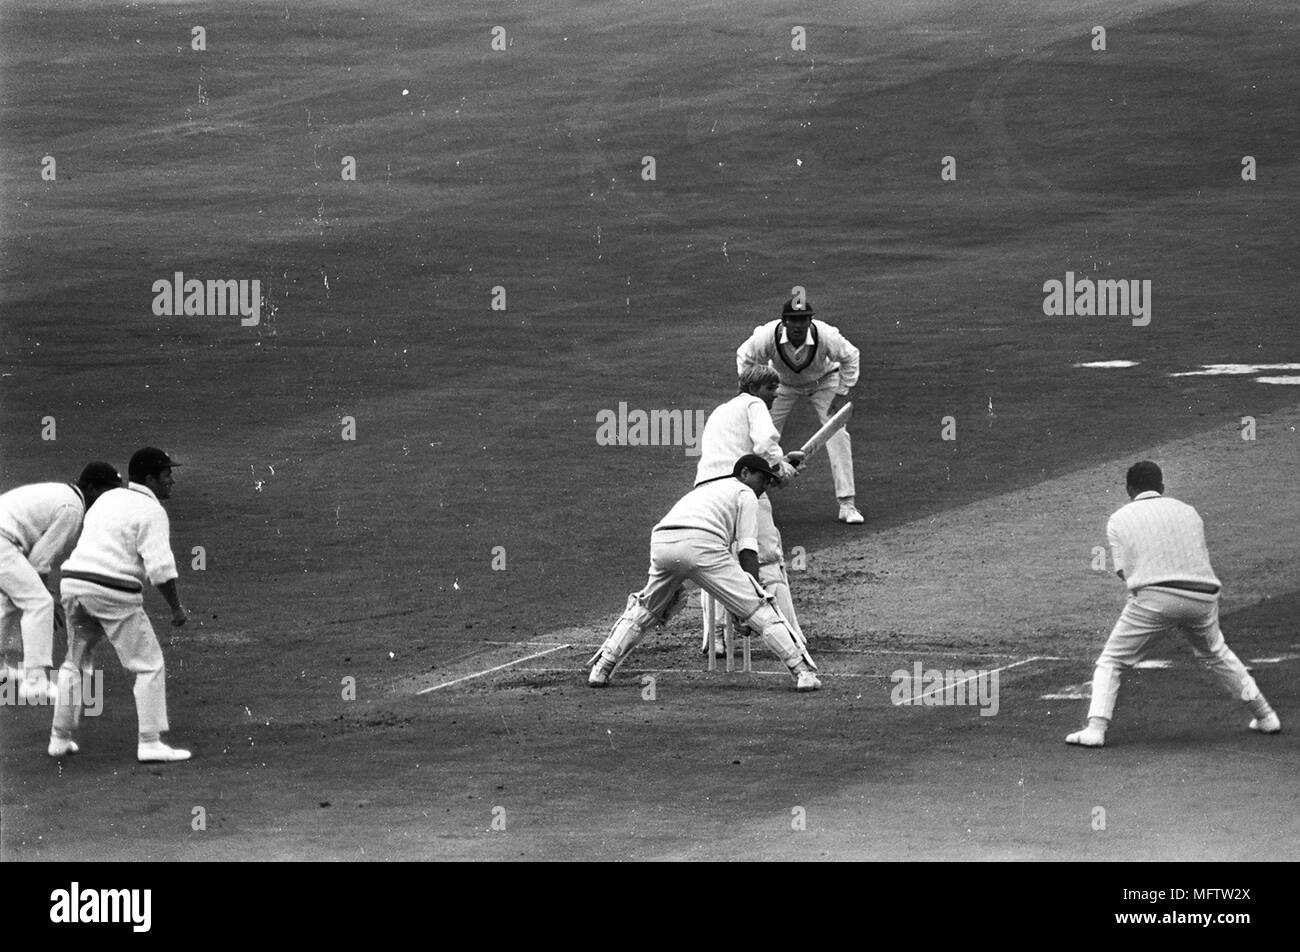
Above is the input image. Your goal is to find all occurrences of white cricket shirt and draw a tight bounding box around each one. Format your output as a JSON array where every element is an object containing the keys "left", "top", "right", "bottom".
[
  {"left": 1107, "top": 491, "right": 1221, "bottom": 592},
  {"left": 0, "top": 482, "right": 86, "bottom": 575},
  {"left": 62, "top": 483, "right": 178, "bottom": 587},
  {"left": 737, "top": 318, "right": 861, "bottom": 391},
  {"left": 694, "top": 393, "right": 785, "bottom": 485},
  {"left": 654, "top": 478, "right": 760, "bottom": 553}
]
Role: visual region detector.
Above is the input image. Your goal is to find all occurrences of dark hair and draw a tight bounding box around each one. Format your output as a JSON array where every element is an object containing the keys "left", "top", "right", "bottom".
[{"left": 1126, "top": 460, "right": 1163, "bottom": 493}]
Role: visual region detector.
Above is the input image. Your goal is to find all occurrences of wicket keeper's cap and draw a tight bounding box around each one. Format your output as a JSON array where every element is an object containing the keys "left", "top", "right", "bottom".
[
  {"left": 782, "top": 297, "right": 815, "bottom": 319},
  {"left": 78, "top": 461, "right": 123, "bottom": 489},
  {"left": 733, "top": 453, "right": 782, "bottom": 481},
  {"left": 128, "top": 447, "right": 182, "bottom": 482}
]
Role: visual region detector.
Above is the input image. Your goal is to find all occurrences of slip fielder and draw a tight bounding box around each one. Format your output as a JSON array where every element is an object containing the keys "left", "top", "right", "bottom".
[
  {"left": 50, "top": 447, "right": 192, "bottom": 763},
  {"left": 0, "top": 462, "right": 124, "bottom": 702}
]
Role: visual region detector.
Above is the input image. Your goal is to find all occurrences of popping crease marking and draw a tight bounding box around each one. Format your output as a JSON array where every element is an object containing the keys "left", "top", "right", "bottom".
[
  {"left": 908, "top": 656, "right": 1058, "bottom": 705},
  {"left": 415, "top": 644, "right": 571, "bottom": 694}
]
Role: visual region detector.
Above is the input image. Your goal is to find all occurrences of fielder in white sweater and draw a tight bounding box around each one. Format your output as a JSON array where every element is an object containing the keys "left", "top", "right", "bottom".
[
  {"left": 51, "top": 447, "right": 192, "bottom": 763},
  {"left": 0, "top": 463, "right": 123, "bottom": 701},
  {"left": 1066, "top": 461, "right": 1280, "bottom": 748}
]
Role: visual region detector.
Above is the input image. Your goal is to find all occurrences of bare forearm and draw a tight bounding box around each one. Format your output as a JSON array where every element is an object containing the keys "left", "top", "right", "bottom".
[
  {"left": 156, "top": 579, "right": 189, "bottom": 626},
  {"left": 156, "top": 579, "right": 182, "bottom": 610}
]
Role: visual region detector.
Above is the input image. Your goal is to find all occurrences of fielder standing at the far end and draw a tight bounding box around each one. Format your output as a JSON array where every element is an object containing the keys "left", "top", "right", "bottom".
[
  {"left": 737, "top": 293, "right": 864, "bottom": 524},
  {"left": 1066, "top": 461, "right": 1281, "bottom": 748},
  {"left": 50, "top": 447, "right": 192, "bottom": 763}
]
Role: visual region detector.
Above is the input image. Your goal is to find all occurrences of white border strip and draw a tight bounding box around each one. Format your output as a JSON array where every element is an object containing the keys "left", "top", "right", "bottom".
[{"left": 415, "top": 644, "right": 571, "bottom": 695}]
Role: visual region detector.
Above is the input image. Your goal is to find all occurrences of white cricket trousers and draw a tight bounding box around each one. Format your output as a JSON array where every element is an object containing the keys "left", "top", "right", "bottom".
[
  {"left": 700, "top": 494, "right": 803, "bottom": 641},
  {"left": 643, "top": 532, "right": 770, "bottom": 623},
  {"left": 702, "top": 563, "right": 801, "bottom": 636},
  {"left": 769, "top": 376, "right": 855, "bottom": 501},
  {"left": 53, "top": 580, "right": 169, "bottom": 738},
  {"left": 0, "top": 540, "right": 55, "bottom": 672},
  {"left": 1088, "top": 588, "right": 1262, "bottom": 722}
]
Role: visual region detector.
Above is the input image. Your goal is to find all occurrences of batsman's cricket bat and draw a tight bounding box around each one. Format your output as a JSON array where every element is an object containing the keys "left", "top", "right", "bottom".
[{"left": 798, "top": 402, "right": 852, "bottom": 460}]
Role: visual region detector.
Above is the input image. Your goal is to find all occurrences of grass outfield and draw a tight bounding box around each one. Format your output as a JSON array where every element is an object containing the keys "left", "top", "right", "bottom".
[{"left": 1, "top": 0, "right": 1297, "bottom": 862}]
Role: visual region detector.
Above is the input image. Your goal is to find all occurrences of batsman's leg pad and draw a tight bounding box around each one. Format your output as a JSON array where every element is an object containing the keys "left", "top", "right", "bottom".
[
  {"left": 743, "top": 603, "right": 806, "bottom": 670},
  {"left": 588, "top": 593, "right": 661, "bottom": 668},
  {"left": 762, "top": 575, "right": 806, "bottom": 646}
]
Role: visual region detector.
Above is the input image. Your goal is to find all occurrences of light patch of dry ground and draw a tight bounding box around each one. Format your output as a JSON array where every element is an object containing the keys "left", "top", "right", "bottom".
[{"left": 801, "top": 404, "right": 1299, "bottom": 659}]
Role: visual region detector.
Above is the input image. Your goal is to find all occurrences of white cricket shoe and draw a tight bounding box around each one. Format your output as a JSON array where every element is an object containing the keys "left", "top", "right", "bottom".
[
  {"left": 48, "top": 736, "right": 79, "bottom": 758},
  {"left": 1249, "top": 712, "right": 1281, "bottom": 734},
  {"left": 794, "top": 670, "right": 822, "bottom": 692},
  {"left": 138, "top": 741, "right": 192, "bottom": 763},
  {"left": 1065, "top": 726, "right": 1106, "bottom": 747},
  {"left": 837, "top": 504, "right": 865, "bottom": 525}
]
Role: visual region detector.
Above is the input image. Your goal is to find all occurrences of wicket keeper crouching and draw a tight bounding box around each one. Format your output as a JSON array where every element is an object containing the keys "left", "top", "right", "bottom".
[{"left": 587, "top": 454, "right": 820, "bottom": 691}]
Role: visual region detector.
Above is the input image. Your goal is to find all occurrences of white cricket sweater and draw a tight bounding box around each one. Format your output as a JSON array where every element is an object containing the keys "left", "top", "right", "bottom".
[
  {"left": 0, "top": 482, "right": 86, "bottom": 575},
  {"left": 694, "top": 394, "right": 786, "bottom": 485},
  {"left": 737, "top": 318, "right": 860, "bottom": 391},
  {"left": 1107, "top": 492, "right": 1221, "bottom": 593},
  {"left": 62, "top": 484, "right": 178, "bottom": 588},
  {"left": 654, "top": 478, "right": 760, "bottom": 554}
]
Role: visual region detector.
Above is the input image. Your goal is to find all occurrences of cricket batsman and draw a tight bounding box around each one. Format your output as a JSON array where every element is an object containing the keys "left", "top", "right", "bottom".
[{"left": 694, "top": 365, "right": 808, "bottom": 656}]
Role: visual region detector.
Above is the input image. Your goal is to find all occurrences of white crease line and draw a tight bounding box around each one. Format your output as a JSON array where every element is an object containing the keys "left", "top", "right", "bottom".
[
  {"left": 517, "top": 656, "right": 1069, "bottom": 682},
  {"left": 419, "top": 650, "right": 1073, "bottom": 693},
  {"left": 516, "top": 666, "right": 894, "bottom": 679},
  {"left": 416, "top": 644, "right": 571, "bottom": 695},
  {"left": 479, "top": 640, "right": 1070, "bottom": 660},
  {"left": 910, "top": 655, "right": 1058, "bottom": 704}
]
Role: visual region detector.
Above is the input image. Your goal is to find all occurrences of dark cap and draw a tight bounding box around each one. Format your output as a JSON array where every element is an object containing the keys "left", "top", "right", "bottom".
[
  {"left": 128, "top": 447, "right": 182, "bottom": 482},
  {"left": 782, "top": 296, "right": 815, "bottom": 319},
  {"left": 77, "top": 461, "right": 123, "bottom": 489},
  {"left": 733, "top": 453, "right": 781, "bottom": 481}
]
